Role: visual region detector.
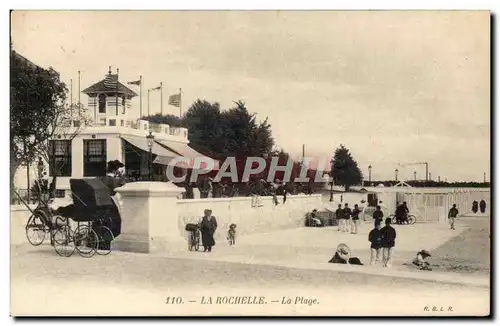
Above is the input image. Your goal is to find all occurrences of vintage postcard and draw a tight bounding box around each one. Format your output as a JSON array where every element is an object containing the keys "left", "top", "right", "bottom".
[{"left": 9, "top": 10, "right": 490, "bottom": 317}]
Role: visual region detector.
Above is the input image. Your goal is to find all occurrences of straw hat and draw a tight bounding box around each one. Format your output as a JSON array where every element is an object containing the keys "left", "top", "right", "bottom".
[
  {"left": 336, "top": 243, "right": 351, "bottom": 261},
  {"left": 418, "top": 250, "right": 432, "bottom": 258}
]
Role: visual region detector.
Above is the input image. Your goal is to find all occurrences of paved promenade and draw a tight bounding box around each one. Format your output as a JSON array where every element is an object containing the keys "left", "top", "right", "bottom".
[{"left": 10, "top": 217, "right": 490, "bottom": 316}]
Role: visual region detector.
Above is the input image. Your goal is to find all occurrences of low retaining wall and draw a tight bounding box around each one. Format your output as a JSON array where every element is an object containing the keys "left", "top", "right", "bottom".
[{"left": 178, "top": 195, "right": 323, "bottom": 240}]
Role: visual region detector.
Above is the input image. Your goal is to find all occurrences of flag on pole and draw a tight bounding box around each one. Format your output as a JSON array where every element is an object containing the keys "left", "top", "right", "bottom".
[
  {"left": 168, "top": 93, "right": 181, "bottom": 107},
  {"left": 150, "top": 85, "right": 161, "bottom": 91},
  {"left": 104, "top": 73, "right": 118, "bottom": 89},
  {"left": 127, "top": 79, "right": 141, "bottom": 86}
]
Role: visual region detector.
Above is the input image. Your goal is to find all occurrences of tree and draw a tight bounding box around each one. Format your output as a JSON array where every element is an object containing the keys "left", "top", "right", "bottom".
[
  {"left": 331, "top": 144, "right": 363, "bottom": 192},
  {"left": 142, "top": 113, "right": 187, "bottom": 128},
  {"left": 10, "top": 49, "right": 88, "bottom": 199}
]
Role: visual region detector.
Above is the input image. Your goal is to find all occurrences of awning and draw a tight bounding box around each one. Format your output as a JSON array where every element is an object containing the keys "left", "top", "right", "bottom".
[
  {"left": 154, "top": 139, "right": 219, "bottom": 170},
  {"left": 121, "top": 135, "right": 178, "bottom": 164}
]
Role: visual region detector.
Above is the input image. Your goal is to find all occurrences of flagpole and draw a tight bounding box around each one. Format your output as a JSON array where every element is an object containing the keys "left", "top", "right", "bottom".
[
  {"left": 70, "top": 78, "right": 73, "bottom": 125},
  {"left": 139, "top": 75, "right": 143, "bottom": 118},
  {"left": 160, "top": 82, "right": 163, "bottom": 115},
  {"left": 116, "top": 68, "right": 119, "bottom": 116},
  {"left": 148, "top": 89, "right": 150, "bottom": 116},
  {"left": 78, "top": 70, "right": 81, "bottom": 115},
  {"left": 179, "top": 88, "right": 182, "bottom": 118}
]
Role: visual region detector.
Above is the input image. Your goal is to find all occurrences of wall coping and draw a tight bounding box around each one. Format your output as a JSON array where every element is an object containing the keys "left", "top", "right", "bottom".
[
  {"left": 115, "top": 181, "right": 184, "bottom": 197},
  {"left": 177, "top": 194, "right": 322, "bottom": 204}
]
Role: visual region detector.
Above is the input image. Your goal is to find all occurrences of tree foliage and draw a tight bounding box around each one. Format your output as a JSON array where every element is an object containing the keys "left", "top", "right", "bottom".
[
  {"left": 331, "top": 144, "right": 363, "bottom": 191},
  {"left": 10, "top": 49, "right": 89, "bottom": 197}
]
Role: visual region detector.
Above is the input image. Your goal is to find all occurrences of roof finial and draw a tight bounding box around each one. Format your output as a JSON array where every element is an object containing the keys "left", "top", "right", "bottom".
[
  {"left": 116, "top": 68, "right": 119, "bottom": 75},
  {"left": 108, "top": 66, "right": 112, "bottom": 74}
]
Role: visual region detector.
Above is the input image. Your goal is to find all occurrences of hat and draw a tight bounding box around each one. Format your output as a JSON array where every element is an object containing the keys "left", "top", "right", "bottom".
[
  {"left": 336, "top": 243, "right": 351, "bottom": 261},
  {"left": 418, "top": 250, "right": 432, "bottom": 258}
]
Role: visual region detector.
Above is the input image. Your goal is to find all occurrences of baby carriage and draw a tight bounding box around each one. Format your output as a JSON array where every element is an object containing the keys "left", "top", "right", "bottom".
[
  {"left": 47, "top": 178, "right": 121, "bottom": 258},
  {"left": 185, "top": 223, "right": 201, "bottom": 251}
]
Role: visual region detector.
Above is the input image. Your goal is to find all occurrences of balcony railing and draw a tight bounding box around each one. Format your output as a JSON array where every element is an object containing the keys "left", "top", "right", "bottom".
[{"left": 85, "top": 118, "right": 188, "bottom": 139}]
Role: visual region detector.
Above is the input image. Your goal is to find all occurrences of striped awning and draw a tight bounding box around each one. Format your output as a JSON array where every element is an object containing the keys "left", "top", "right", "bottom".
[
  {"left": 120, "top": 135, "right": 178, "bottom": 165},
  {"left": 154, "top": 139, "right": 219, "bottom": 170}
]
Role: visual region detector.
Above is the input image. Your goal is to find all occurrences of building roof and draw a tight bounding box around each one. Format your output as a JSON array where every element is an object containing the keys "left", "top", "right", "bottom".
[{"left": 82, "top": 75, "right": 138, "bottom": 97}]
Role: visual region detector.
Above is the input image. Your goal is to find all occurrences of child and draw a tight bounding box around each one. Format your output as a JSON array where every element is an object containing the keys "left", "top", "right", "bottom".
[
  {"left": 227, "top": 223, "right": 237, "bottom": 245},
  {"left": 413, "top": 250, "right": 432, "bottom": 271},
  {"left": 368, "top": 220, "right": 383, "bottom": 265}
]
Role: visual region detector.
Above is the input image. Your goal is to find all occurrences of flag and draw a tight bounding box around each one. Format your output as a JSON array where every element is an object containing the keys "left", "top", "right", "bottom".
[
  {"left": 127, "top": 79, "right": 141, "bottom": 86},
  {"left": 168, "top": 93, "right": 181, "bottom": 107},
  {"left": 104, "top": 73, "right": 118, "bottom": 89},
  {"left": 150, "top": 85, "right": 161, "bottom": 91}
]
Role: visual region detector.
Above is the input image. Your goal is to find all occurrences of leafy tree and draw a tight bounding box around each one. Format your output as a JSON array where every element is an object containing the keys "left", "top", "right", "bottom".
[
  {"left": 331, "top": 144, "right": 363, "bottom": 192},
  {"left": 142, "top": 113, "right": 187, "bottom": 128},
  {"left": 10, "top": 49, "right": 88, "bottom": 199}
]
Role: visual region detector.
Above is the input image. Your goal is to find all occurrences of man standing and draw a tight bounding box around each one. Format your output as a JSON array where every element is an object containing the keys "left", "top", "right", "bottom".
[
  {"left": 336, "top": 204, "right": 344, "bottom": 231},
  {"left": 343, "top": 203, "right": 352, "bottom": 233},
  {"left": 380, "top": 218, "right": 396, "bottom": 268},
  {"left": 372, "top": 205, "right": 384, "bottom": 227},
  {"left": 351, "top": 204, "right": 361, "bottom": 234},
  {"left": 448, "top": 204, "right": 459, "bottom": 230},
  {"left": 368, "top": 220, "right": 383, "bottom": 265}
]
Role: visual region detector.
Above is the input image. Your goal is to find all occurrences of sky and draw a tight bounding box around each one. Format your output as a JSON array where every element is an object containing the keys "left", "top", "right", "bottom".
[{"left": 10, "top": 10, "right": 490, "bottom": 182}]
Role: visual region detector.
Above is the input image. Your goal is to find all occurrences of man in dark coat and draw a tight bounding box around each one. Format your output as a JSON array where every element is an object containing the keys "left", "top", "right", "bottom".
[
  {"left": 479, "top": 200, "right": 487, "bottom": 214},
  {"left": 343, "top": 203, "right": 352, "bottom": 233},
  {"left": 335, "top": 204, "right": 344, "bottom": 231},
  {"left": 200, "top": 209, "right": 218, "bottom": 252},
  {"left": 380, "top": 218, "right": 396, "bottom": 268},
  {"left": 472, "top": 200, "right": 478, "bottom": 214},
  {"left": 368, "top": 220, "right": 383, "bottom": 265},
  {"left": 448, "top": 204, "right": 459, "bottom": 230}
]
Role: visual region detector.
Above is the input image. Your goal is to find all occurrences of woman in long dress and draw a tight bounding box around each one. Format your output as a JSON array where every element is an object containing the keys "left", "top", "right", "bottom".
[{"left": 200, "top": 209, "right": 217, "bottom": 252}]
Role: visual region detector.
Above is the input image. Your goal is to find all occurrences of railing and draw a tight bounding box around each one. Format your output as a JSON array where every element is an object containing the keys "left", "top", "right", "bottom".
[{"left": 149, "top": 123, "right": 162, "bottom": 133}]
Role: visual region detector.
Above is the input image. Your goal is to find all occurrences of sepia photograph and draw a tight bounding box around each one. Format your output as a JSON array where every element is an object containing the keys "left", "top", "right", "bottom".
[{"left": 9, "top": 9, "right": 491, "bottom": 317}]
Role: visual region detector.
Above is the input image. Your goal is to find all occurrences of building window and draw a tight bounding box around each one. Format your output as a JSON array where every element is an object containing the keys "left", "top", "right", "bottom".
[
  {"left": 83, "top": 139, "right": 107, "bottom": 177},
  {"left": 48, "top": 140, "right": 72, "bottom": 176},
  {"left": 109, "top": 119, "right": 116, "bottom": 126},
  {"left": 98, "top": 94, "right": 106, "bottom": 113},
  {"left": 120, "top": 120, "right": 124, "bottom": 127}
]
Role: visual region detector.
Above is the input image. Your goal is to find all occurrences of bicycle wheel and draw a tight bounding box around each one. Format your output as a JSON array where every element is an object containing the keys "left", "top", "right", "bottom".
[
  {"left": 95, "top": 225, "right": 114, "bottom": 256},
  {"left": 408, "top": 215, "right": 417, "bottom": 225},
  {"left": 74, "top": 225, "right": 98, "bottom": 258},
  {"left": 25, "top": 213, "right": 48, "bottom": 246},
  {"left": 53, "top": 224, "right": 76, "bottom": 257},
  {"left": 194, "top": 231, "right": 200, "bottom": 251},
  {"left": 389, "top": 214, "right": 397, "bottom": 224}
]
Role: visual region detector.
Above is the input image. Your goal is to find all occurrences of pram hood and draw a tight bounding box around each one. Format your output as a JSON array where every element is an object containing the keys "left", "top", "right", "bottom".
[{"left": 70, "top": 178, "right": 114, "bottom": 208}]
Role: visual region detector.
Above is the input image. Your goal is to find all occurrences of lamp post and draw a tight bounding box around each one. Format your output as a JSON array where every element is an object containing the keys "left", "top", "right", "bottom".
[
  {"left": 413, "top": 171, "right": 417, "bottom": 181},
  {"left": 395, "top": 168, "right": 399, "bottom": 182},
  {"left": 146, "top": 131, "right": 155, "bottom": 180},
  {"left": 368, "top": 165, "right": 372, "bottom": 184}
]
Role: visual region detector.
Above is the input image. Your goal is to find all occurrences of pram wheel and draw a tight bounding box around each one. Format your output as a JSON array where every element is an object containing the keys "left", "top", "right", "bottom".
[
  {"left": 74, "top": 225, "right": 98, "bottom": 258},
  {"left": 188, "top": 230, "right": 200, "bottom": 251},
  {"left": 95, "top": 225, "right": 114, "bottom": 256},
  {"left": 53, "top": 224, "right": 76, "bottom": 257},
  {"left": 25, "top": 213, "right": 48, "bottom": 246}
]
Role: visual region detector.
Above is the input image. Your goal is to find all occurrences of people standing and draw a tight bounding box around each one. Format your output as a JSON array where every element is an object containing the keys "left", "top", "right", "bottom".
[
  {"left": 448, "top": 204, "right": 459, "bottom": 230},
  {"left": 368, "top": 220, "right": 383, "bottom": 265},
  {"left": 472, "top": 200, "right": 478, "bottom": 214},
  {"left": 372, "top": 205, "right": 384, "bottom": 227},
  {"left": 343, "top": 203, "right": 352, "bottom": 233},
  {"left": 336, "top": 204, "right": 344, "bottom": 231},
  {"left": 380, "top": 218, "right": 396, "bottom": 268},
  {"left": 351, "top": 204, "right": 361, "bottom": 234},
  {"left": 200, "top": 209, "right": 218, "bottom": 252},
  {"left": 479, "top": 200, "right": 487, "bottom": 214}
]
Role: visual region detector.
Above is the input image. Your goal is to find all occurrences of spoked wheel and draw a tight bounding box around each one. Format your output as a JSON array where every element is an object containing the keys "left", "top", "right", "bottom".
[
  {"left": 389, "top": 214, "right": 398, "bottom": 224},
  {"left": 193, "top": 231, "right": 200, "bottom": 251},
  {"left": 407, "top": 215, "right": 417, "bottom": 225},
  {"left": 74, "top": 225, "right": 98, "bottom": 258},
  {"left": 52, "top": 224, "right": 76, "bottom": 257},
  {"left": 95, "top": 225, "right": 114, "bottom": 256},
  {"left": 25, "top": 213, "right": 48, "bottom": 246}
]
